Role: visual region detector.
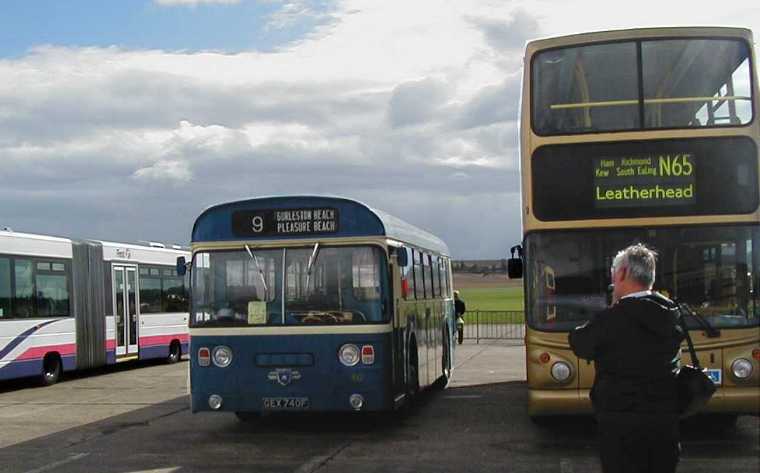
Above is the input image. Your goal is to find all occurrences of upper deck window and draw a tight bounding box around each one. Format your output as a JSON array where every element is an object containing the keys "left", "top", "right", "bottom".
[{"left": 532, "top": 38, "right": 753, "bottom": 135}]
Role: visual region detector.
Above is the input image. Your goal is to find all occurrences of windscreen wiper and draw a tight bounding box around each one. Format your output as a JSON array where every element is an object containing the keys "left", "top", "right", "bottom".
[
  {"left": 677, "top": 302, "right": 720, "bottom": 338},
  {"left": 245, "top": 244, "right": 269, "bottom": 300},
  {"left": 305, "top": 242, "right": 320, "bottom": 291}
]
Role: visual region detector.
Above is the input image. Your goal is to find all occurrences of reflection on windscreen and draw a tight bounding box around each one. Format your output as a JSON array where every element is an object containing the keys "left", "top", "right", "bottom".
[
  {"left": 526, "top": 226, "right": 759, "bottom": 331},
  {"left": 532, "top": 38, "right": 752, "bottom": 134},
  {"left": 191, "top": 246, "right": 388, "bottom": 327}
]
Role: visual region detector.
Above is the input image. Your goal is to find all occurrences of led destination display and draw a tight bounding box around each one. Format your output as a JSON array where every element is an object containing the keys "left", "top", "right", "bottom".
[
  {"left": 593, "top": 154, "right": 696, "bottom": 208},
  {"left": 532, "top": 136, "right": 758, "bottom": 221},
  {"left": 232, "top": 208, "right": 339, "bottom": 237}
]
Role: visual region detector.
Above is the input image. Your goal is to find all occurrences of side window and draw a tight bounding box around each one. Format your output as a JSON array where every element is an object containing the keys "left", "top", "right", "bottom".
[
  {"left": 431, "top": 255, "right": 440, "bottom": 298},
  {"left": 412, "top": 249, "right": 423, "bottom": 300},
  {"left": 162, "top": 269, "right": 188, "bottom": 312},
  {"left": 14, "top": 259, "right": 34, "bottom": 318},
  {"left": 139, "top": 267, "right": 162, "bottom": 314},
  {"left": 442, "top": 257, "right": 450, "bottom": 297},
  {"left": 400, "top": 247, "right": 413, "bottom": 300},
  {"left": 352, "top": 247, "right": 380, "bottom": 301},
  {"left": 423, "top": 254, "right": 433, "bottom": 299},
  {"left": 35, "top": 261, "right": 69, "bottom": 317},
  {"left": 0, "top": 257, "right": 10, "bottom": 318}
]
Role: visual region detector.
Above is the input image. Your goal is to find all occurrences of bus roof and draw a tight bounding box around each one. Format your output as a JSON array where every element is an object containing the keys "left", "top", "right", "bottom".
[
  {"left": 192, "top": 196, "right": 450, "bottom": 256},
  {"left": 525, "top": 26, "right": 753, "bottom": 55}
]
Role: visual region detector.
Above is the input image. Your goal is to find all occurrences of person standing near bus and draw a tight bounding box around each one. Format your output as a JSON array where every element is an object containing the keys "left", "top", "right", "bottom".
[
  {"left": 454, "top": 290, "right": 466, "bottom": 344},
  {"left": 568, "top": 244, "right": 684, "bottom": 473}
]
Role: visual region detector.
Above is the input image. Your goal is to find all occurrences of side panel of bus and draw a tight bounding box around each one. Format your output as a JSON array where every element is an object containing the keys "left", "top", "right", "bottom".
[{"left": 0, "top": 318, "right": 77, "bottom": 381}]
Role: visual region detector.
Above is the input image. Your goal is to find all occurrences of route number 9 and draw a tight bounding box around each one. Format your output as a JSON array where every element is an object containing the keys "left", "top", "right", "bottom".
[{"left": 251, "top": 216, "right": 264, "bottom": 233}]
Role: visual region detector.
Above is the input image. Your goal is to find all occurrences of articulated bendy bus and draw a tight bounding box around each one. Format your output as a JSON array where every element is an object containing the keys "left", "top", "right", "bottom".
[
  {"left": 0, "top": 229, "right": 190, "bottom": 385},
  {"left": 183, "top": 196, "right": 454, "bottom": 418},
  {"left": 508, "top": 27, "right": 759, "bottom": 420}
]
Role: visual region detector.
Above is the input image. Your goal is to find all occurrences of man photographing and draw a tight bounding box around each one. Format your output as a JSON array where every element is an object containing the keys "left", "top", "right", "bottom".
[{"left": 569, "top": 244, "right": 685, "bottom": 473}]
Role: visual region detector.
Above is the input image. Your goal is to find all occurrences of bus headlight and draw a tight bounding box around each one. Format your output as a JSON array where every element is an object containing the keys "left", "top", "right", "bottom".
[
  {"left": 550, "top": 361, "right": 572, "bottom": 382},
  {"left": 731, "top": 358, "right": 753, "bottom": 379},
  {"left": 339, "top": 344, "right": 361, "bottom": 366},
  {"left": 212, "top": 346, "right": 233, "bottom": 368}
]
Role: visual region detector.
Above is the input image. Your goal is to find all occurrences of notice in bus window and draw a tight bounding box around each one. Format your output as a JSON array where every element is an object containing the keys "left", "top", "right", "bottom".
[
  {"left": 593, "top": 154, "right": 696, "bottom": 208},
  {"left": 232, "top": 208, "right": 339, "bottom": 237},
  {"left": 248, "top": 301, "right": 267, "bottom": 324}
]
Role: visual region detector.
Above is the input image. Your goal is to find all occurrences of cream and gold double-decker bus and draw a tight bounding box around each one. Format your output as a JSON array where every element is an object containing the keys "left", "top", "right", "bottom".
[{"left": 508, "top": 27, "right": 760, "bottom": 421}]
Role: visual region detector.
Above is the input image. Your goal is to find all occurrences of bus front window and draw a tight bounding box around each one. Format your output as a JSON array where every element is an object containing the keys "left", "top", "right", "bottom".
[
  {"left": 526, "top": 226, "right": 759, "bottom": 331},
  {"left": 190, "top": 246, "right": 389, "bottom": 327},
  {"left": 532, "top": 37, "right": 753, "bottom": 135}
]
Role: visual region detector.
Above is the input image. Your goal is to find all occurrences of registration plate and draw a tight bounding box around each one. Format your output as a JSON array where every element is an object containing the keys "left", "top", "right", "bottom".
[
  {"left": 705, "top": 369, "right": 722, "bottom": 385},
  {"left": 263, "top": 397, "right": 310, "bottom": 410}
]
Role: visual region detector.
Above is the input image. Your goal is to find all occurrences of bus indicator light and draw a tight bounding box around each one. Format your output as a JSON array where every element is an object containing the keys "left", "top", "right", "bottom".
[
  {"left": 539, "top": 352, "right": 550, "bottom": 364},
  {"left": 361, "top": 345, "right": 375, "bottom": 365},
  {"left": 752, "top": 349, "right": 760, "bottom": 361},
  {"left": 198, "top": 347, "right": 211, "bottom": 367}
]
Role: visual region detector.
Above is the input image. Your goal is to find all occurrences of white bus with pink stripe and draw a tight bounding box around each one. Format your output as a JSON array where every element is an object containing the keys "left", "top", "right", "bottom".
[{"left": 0, "top": 229, "right": 190, "bottom": 385}]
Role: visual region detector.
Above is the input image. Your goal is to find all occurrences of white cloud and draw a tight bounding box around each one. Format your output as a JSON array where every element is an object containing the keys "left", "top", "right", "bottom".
[
  {"left": 133, "top": 160, "right": 192, "bottom": 183},
  {"left": 3, "top": 0, "right": 760, "bottom": 256}
]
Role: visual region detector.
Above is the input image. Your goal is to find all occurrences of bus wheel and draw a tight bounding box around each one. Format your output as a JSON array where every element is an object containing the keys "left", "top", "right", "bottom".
[
  {"left": 41, "top": 354, "right": 62, "bottom": 386},
  {"left": 435, "top": 332, "right": 451, "bottom": 389},
  {"left": 407, "top": 343, "right": 419, "bottom": 400},
  {"left": 235, "top": 412, "right": 260, "bottom": 423},
  {"left": 167, "top": 341, "right": 181, "bottom": 364}
]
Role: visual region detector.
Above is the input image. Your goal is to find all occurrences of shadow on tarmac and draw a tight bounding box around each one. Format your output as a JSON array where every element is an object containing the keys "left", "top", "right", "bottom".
[
  {"left": 0, "top": 358, "right": 188, "bottom": 394},
  {"left": 0, "top": 380, "right": 757, "bottom": 473}
]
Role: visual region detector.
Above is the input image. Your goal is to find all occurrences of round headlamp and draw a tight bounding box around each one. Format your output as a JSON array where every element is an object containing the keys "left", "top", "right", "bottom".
[
  {"left": 212, "top": 345, "right": 233, "bottom": 368},
  {"left": 339, "top": 344, "right": 360, "bottom": 366},
  {"left": 550, "top": 361, "right": 572, "bottom": 382},
  {"left": 731, "top": 358, "right": 753, "bottom": 379}
]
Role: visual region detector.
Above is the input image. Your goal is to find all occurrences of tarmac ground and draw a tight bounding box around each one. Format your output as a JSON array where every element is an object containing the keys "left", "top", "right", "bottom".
[{"left": 0, "top": 341, "right": 757, "bottom": 473}]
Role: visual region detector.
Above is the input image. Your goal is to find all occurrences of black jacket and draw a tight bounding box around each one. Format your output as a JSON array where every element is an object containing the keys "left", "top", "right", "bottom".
[
  {"left": 569, "top": 293, "right": 685, "bottom": 414},
  {"left": 455, "top": 299, "right": 466, "bottom": 317}
]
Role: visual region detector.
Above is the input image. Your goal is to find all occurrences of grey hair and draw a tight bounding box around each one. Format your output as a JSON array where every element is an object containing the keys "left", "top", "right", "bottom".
[{"left": 611, "top": 243, "right": 657, "bottom": 288}]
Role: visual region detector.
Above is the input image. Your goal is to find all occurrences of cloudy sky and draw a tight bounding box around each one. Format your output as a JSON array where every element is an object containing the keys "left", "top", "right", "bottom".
[{"left": 1, "top": 0, "right": 758, "bottom": 258}]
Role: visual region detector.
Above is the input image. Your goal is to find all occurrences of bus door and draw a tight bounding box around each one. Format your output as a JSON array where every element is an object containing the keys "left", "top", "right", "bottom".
[{"left": 113, "top": 265, "right": 139, "bottom": 357}]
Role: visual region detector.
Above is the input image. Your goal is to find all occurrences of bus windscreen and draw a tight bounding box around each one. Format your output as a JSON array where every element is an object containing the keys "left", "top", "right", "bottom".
[
  {"left": 532, "top": 136, "right": 758, "bottom": 220},
  {"left": 525, "top": 225, "right": 759, "bottom": 332}
]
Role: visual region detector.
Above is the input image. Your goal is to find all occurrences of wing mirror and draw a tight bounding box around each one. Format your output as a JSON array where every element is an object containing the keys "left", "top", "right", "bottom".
[{"left": 507, "top": 245, "right": 523, "bottom": 279}]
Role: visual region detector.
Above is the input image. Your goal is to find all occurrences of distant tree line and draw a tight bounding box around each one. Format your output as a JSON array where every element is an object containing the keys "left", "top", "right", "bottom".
[{"left": 451, "top": 259, "right": 507, "bottom": 274}]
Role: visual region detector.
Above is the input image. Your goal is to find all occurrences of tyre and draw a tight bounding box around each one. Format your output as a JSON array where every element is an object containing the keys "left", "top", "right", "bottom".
[
  {"left": 435, "top": 331, "right": 451, "bottom": 390},
  {"left": 41, "top": 354, "right": 62, "bottom": 386},
  {"left": 407, "top": 343, "right": 419, "bottom": 400},
  {"left": 167, "top": 341, "right": 181, "bottom": 364}
]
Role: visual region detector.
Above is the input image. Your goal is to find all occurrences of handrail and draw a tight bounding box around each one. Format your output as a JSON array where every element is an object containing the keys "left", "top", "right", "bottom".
[{"left": 549, "top": 95, "right": 751, "bottom": 110}]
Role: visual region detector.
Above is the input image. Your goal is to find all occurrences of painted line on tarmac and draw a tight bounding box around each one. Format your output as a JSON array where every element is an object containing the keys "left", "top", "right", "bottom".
[
  {"left": 22, "top": 452, "right": 90, "bottom": 473},
  {"left": 453, "top": 346, "right": 489, "bottom": 370},
  {"left": 293, "top": 441, "right": 352, "bottom": 473}
]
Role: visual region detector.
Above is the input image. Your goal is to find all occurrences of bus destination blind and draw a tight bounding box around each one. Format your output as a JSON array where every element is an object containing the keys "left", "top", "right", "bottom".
[
  {"left": 232, "top": 208, "right": 339, "bottom": 237},
  {"left": 593, "top": 154, "right": 696, "bottom": 208}
]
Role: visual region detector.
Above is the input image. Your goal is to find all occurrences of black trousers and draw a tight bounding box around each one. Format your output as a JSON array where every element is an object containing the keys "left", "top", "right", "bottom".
[{"left": 596, "top": 412, "right": 680, "bottom": 473}]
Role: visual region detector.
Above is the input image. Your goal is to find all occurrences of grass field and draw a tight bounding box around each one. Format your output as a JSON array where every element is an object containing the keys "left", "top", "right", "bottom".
[{"left": 452, "top": 273, "right": 524, "bottom": 312}]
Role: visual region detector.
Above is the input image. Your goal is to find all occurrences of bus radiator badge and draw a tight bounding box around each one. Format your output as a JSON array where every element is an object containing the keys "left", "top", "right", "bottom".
[{"left": 268, "top": 368, "right": 302, "bottom": 386}]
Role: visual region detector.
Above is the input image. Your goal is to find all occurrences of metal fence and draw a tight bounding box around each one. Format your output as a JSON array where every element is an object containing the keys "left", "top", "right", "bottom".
[{"left": 460, "top": 310, "right": 525, "bottom": 342}]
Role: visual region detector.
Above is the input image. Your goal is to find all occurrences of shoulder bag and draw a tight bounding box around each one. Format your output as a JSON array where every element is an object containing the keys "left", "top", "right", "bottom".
[{"left": 676, "top": 304, "right": 717, "bottom": 418}]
